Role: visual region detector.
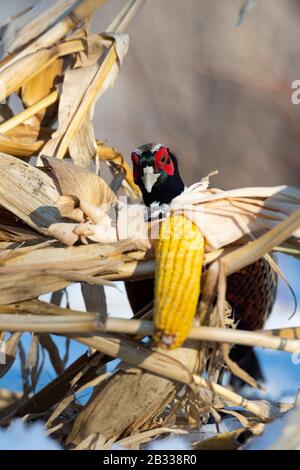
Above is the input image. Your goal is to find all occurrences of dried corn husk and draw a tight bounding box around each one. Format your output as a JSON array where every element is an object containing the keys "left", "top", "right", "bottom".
[
  {"left": 170, "top": 182, "right": 300, "bottom": 250},
  {"left": 0, "top": 152, "right": 61, "bottom": 234}
]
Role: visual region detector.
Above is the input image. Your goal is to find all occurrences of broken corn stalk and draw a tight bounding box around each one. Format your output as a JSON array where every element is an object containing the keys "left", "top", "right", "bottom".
[{"left": 154, "top": 213, "right": 205, "bottom": 348}]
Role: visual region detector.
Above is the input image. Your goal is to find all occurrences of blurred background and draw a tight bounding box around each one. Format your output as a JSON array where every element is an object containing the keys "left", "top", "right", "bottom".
[
  {"left": 94, "top": 0, "right": 300, "bottom": 188},
  {"left": 1, "top": 0, "right": 300, "bottom": 406},
  {"left": 2, "top": 0, "right": 300, "bottom": 187}
]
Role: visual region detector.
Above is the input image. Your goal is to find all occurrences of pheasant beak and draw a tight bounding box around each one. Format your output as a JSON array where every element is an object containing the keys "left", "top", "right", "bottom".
[{"left": 142, "top": 166, "right": 160, "bottom": 192}]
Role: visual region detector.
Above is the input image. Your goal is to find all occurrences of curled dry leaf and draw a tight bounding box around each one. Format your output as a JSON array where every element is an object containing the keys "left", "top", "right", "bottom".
[
  {"left": 79, "top": 199, "right": 112, "bottom": 224},
  {"left": 57, "top": 195, "right": 85, "bottom": 223},
  {"left": 49, "top": 220, "right": 118, "bottom": 246},
  {"left": 48, "top": 223, "right": 83, "bottom": 246},
  {"left": 0, "top": 134, "right": 46, "bottom": 157},
  {"left": 41, "top": 156, "right": 117, "bottom": 207},
  {"left": 87, "top": 222, "right": 118, "bottom": 244},
  {"left": 0, "top": 125, "right": 52, "bottom": 157},
  {"left": 50, "top": 196, "right": 150, "bottom": 247},
  {"left": 5, "top": 124, "right": 53, "bottom": 144},
  {"left": 43, "top": 157, "right": 121, "bottom": 246}
]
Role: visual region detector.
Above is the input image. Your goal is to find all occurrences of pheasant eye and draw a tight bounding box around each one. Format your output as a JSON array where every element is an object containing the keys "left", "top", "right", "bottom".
[{"left": 160, "top": 156, "right": 166, "bottom": 163}]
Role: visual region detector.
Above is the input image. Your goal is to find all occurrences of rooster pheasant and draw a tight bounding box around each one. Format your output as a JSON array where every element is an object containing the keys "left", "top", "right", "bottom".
[{"left": 126, "top": 143, "right": 277, "bottom": 382}]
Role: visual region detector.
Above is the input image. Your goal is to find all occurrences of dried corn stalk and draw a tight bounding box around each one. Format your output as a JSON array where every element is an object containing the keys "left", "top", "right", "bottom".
[{"left": 41, "top": 32, "right": 129, "bottom": 165}]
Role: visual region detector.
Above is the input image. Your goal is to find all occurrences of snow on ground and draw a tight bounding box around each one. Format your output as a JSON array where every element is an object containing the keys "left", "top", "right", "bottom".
[{"left": 0, "top": 420, "right": 62, "bottom": 450}]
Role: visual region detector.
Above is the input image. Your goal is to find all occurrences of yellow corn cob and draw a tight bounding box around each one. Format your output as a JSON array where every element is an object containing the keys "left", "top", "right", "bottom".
[{"left": 154, "top": 213, "right": 205, "bottom": 349}]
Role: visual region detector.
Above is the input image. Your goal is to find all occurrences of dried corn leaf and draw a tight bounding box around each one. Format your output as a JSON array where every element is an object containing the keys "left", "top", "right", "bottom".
[
  {"left": 3, "top": 239, "right": 135, "bottom": 269},
  {"left": 57, "top": 195, "right": 84, "bottom": 222},
  {"left": 26, "top": 333, "right": 40, "bottom": 390},
  {"left": 221, "top": 208, "right": 300, "bottom": 276},
  {"left": 0, "top": 271, "right": 68, "bottom": 304},
  {"left": 46, "top": 392, "right": 74, "bottom": 429},
  {"left": 16, "top": 352, "right": 92, "bottom": 417},
  {"left": 5, "top": 124, "right": 53, "bottom": 143},
  {"left": 41, "top": 33, "right": 129, "bottom": 163},
  {"left": 0, "top": 153, "right": 62, "bottom": 235},
  {"left": 41, "top": 156, "right": 117, "bottom": 206},
  {"left": 81, "top": 283, "right": 107, "bottom": 324},
  {"left": 39, "top": 333, "right": 64, "bottom": 375},
  {"left": 0, "top": 93, "right": 59, "bottom": 135},
  {"left": 0, "top": 124, "right": 52, "bottom": 159},
  {"left": 0, "top": 0, "right": 107, "bottom": 70},
  {"left": 49, "top": 220, "right": 117, "bottom": 246},
  {"left": 0, "top": 239, "right": 142, "bottom": 303},
  {"left": 0, "top": 136, "right": 44, "bottom": 156},
  {"left": 0, "top": 224, "right": 43, "bottom": 243},
  {"left": 67, "top": 369, "right": 177, "bottom": 444},
  {"left": 0, "top": 39, "right": 84, "bottom": 101},
  {"left": 170, "top": 184, "right": 300, "bottom": 250},
  {"left": 20, "top": 59, "right": 63, "bottom": 124},
  {"left": 0, "top": 133, "right": 46, "bottom": 157},
  {"left": 2, "top": 0, "right": 81, "bottom": 55},
  {"left": 67, "top": 343, "right": 199, "bottom": 445}
]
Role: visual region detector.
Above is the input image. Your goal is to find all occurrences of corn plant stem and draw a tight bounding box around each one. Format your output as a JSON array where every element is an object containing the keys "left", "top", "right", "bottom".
[
  {"left": 106, "top": 252, "right": 221, "bottom": 280},
  {"left": 1, "top": 314, "right": 300, "bottom": 354},
  {"left": 0, "top": 91, "right": 59, "bottom": 134},
  {"left": 191, "top": 376, "right": 269, "bottom": 419},
  {"left": 106, "top": 0, "right": 147, "bottom": 33},
  {"left": 71, "top": 334, "right": 273, "bottom": 421},
  {"left": 0, "top": 313, "right": 286, "bottom": 421},
  {"left": 273, "top": 246, "right": 300, "bottom": 257}
]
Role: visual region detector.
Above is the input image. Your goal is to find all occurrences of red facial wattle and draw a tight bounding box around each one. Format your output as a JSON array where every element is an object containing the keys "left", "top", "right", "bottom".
[{"left": 154, "top": 147, "right": 174, "bottom": 176}]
